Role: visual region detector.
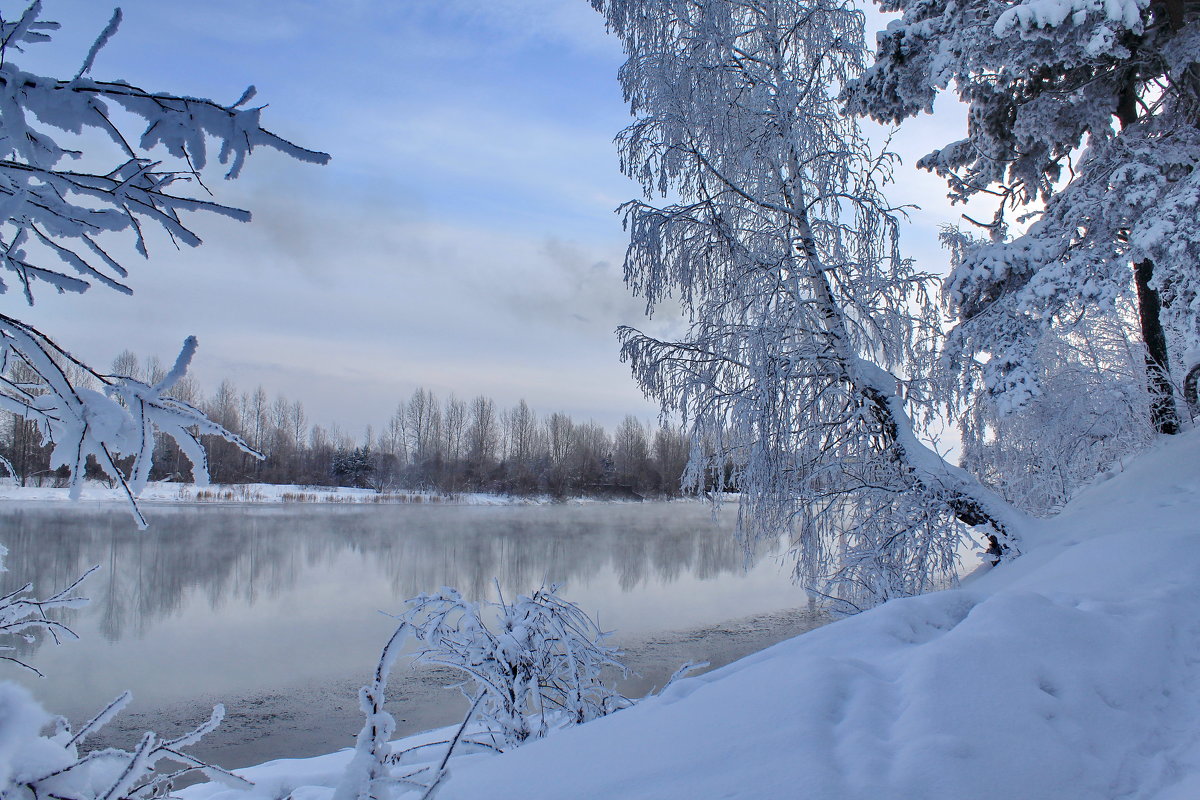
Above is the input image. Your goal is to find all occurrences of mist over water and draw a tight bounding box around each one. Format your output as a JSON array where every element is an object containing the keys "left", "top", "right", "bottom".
[{"left": 0, "top": 501, "right": 821, "bottom": 768}]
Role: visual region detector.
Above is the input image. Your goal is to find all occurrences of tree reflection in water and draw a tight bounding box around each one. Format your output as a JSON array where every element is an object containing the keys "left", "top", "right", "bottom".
[{"left": 0, "top": 501, "right": 801, "bottom": 747}]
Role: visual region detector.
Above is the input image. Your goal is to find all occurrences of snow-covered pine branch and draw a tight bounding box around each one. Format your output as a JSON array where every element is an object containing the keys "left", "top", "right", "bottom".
[
  {"left": 844, "top": 0, "right": 1200, "bottom": 441},
  {"left": 592, "top": 0, "right": 1029, "bottom": 611}
]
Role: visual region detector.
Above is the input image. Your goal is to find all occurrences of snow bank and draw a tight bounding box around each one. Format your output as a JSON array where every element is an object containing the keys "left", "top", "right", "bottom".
[
  {"left": 185, "top": 432, "right": 1200, "bottom": 799},
  {"left": 0, "top": 482, "right": 553, "bottom": 507}
]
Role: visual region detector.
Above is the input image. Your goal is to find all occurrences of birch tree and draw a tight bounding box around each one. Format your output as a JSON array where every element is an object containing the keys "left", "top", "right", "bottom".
[{"left": 592, "top": 0, "right": 1029, "bottom": 609}]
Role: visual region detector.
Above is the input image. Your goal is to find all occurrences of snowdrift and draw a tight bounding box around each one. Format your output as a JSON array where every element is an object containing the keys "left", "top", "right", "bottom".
[{"left": 189, "top": 431, "right": 1200, "bottom": 799}]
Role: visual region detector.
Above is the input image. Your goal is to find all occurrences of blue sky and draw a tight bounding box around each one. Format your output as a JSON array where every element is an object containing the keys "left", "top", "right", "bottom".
[{"left": 16, "top": 1, "right": 976, "bottom": 436}]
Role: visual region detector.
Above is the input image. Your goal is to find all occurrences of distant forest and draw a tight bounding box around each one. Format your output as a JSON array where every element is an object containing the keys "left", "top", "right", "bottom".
[{"left": 0, "top": 351, "right": 694, "bottom": 498}]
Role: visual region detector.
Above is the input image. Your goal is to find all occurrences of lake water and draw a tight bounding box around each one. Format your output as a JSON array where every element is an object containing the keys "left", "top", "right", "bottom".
[{"left": 0, "top": 501, "right": 827, "bottom": 769}]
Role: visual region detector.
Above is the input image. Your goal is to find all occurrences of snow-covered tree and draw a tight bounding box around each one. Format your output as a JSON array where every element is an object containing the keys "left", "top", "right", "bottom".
[
  {"left": 845, "top": 0, "right": 1200, "bottom": 439},
  {"left": 0, "top": 3, "right": 327, "bottom": 525},
  {"left": 591, "top": 0, "right": 1028, "bottom": 610}
]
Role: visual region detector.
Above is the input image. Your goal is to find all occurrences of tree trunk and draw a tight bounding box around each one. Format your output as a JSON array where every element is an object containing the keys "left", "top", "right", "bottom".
[
  {"left": 1117, "top": 66, "right": 1182, "bottom": 435},
  {"left": 788, "top": 179, "right": 1029, "bottom": 553},
  {"left": 1134, "top": 258, "right": 1180, "bottom": 435}
]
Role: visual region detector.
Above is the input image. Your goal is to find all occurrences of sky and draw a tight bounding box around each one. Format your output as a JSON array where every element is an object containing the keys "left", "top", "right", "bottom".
[{"left": 12, "top": 0, "right": 978, "bottom": 437}]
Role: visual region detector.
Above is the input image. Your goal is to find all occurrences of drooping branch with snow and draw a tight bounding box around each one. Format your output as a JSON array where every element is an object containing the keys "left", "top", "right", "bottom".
[
  {"left": 0, "top": 320, "right": 258, "bottom": 527},
  {"left": 592, "top": 0, "right": 1029, "bottom": 610},
  {"left": 0, "top": 3, "right": 328, "bottom": 303},
  {"left": 0, "top": 2, "right": 327, "bottom": 526}
]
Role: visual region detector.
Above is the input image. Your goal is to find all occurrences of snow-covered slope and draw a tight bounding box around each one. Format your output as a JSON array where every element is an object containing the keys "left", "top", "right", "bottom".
[
  {"left": 193, "top": 431, "right": 1200, "bottom": 799},
  {"left": 433, "top": 432, "right": 1200, "bottom": 799}
]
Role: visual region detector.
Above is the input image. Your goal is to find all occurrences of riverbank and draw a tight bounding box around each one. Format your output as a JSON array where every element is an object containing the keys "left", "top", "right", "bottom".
[
  {"left": 82, "top": 605, "right": 829, "bottom": 772},
  {"left": 173, "top": 430, "right": 1200, "bottom": 798},
  {"left": 0, "top": 481, "right": 689, "bottom": 506}
]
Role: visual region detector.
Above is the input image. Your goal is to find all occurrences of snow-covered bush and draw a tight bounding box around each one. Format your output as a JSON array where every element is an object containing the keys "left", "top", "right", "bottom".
[
  {"left": 0, "top": 686, "right": 245, "bottom": 800},
  {"left": 334, "top": 584, "right": 628, "bottom": 800},
  {"left": 939, "top": 230, "right": 1158, "bottom": 515},
  {"left": 958, "top": 320, "right": 1156, "bottom": 515},
  {"left": 396, "top": 584, "right": 628, "bottom": 750}
]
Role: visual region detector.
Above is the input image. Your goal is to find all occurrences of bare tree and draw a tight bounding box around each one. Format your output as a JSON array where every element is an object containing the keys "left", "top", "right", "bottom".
[
  {"left": 613, "top": 415, "right": 649, "bottom": 490},
  {"left": 467, "top": 394, "right": 499, "bottom": 483}
]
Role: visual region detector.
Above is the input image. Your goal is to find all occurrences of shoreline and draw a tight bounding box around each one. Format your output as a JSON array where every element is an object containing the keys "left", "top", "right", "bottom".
[
  {"left": 0, "top": 481, "right": 722, "bottom": 507},
  {"left": 79, "top": 605, "right": 829, "bottom": 773}
]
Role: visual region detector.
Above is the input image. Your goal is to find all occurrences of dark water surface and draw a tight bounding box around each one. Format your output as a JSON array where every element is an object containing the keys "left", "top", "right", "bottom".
[{"left": 0, "top": 501, "right": 826, "bottom": 769}]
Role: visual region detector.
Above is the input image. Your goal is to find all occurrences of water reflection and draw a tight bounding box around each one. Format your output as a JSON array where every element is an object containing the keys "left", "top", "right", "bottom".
[{"left": 0, "top": 501, "right": 798, "bottom": 723}]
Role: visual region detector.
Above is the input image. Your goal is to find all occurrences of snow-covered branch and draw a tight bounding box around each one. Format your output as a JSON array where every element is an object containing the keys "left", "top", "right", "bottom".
[
  {"left": 0, "top": 317, "right": 259, "bottom": 528},
  {"left": 0, "top": 2, "right": 329, "bottom": 302},
  {"left": 390, "top": 584, "right": 629, "bottom": 750},
  {"left": 0, "top": 685, "right": 249, "bottom": 800}
]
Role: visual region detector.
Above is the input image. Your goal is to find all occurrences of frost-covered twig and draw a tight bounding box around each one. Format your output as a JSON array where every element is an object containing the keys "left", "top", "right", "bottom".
[
  {"left": 0, "top": 685, "right": 249, "bottom": 800},
  {"left": 0, "top": 2, "right": 329, "bottom": 303},
  {"left": 335, "top": 624, "right": 408, "bottom": 800},
  {"left": 0, "top": 548, "right": 94, "bottom": 675},
  {"left": 392, "top": 583, "right": 630, "bottom": 750}
]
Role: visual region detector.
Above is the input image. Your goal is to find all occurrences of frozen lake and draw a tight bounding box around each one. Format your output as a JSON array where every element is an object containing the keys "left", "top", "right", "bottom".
[{"left": 0, "top": 501, "right": 826, "bottom": 768}]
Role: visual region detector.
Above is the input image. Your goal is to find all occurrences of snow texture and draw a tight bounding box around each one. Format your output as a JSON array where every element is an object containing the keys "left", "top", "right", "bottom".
[{"left": 174, "top": 426, "right": 1200, "bottom": 799}]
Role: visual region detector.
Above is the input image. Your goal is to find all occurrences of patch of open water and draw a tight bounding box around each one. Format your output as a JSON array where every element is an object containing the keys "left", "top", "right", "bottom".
[{"left": 0, "top": 501, "right": 829, "bottom": 769}]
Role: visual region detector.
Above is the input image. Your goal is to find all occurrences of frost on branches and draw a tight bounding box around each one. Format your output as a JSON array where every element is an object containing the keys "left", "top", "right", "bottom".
[
  {"left": 0, "top": 4, "right": 326, "bottom": 303},
  {"left": 0, "top": 6, "right": 324, "bottom": 798},
  {"left": 0, "top": 685, "right": 246, "bottom": 800},
  {"left": 845, "top": 0, "right": 1200, "bottom": 448},
  {"left": 390, "top": 585, "right": 628, "bottom": 750},
  {"left": 591, "top": 0, "right": 1028, "bottom": 612},
  {"left": 0, "top": 3, "right": 328, "bottom": 526},
  {"left": 336, "top": 585, "right": 629, "bottom": 800}
]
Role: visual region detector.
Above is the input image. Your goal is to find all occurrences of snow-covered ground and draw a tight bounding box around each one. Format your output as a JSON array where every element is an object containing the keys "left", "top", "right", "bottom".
[
  {"left": 0, "top": 481, "right": 556, "bottom": 506},
  {"left": 172, "top": 428, "right": 1200, "bottom": 799}
]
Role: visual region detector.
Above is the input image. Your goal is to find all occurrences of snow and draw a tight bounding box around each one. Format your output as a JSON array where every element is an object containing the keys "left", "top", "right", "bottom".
[
  {"left": 0, "top": 482, "right": 565, "bottom": 507},
  {"left": 165, "top": 429, "right": 1200, "bottom": 798},
  {"left": 994, "top": 0, "right": 1148, "bottom": 36}
]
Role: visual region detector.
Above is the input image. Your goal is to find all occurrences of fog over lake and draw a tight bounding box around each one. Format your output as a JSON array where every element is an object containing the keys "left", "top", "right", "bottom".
[{"left": 1, "top": 501, "right": 825, "bottom": 768}]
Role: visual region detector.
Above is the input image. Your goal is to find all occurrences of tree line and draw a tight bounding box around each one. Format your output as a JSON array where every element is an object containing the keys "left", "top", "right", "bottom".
[{"left": 0, "top": 351, "right": 692, "bottom": 498}]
